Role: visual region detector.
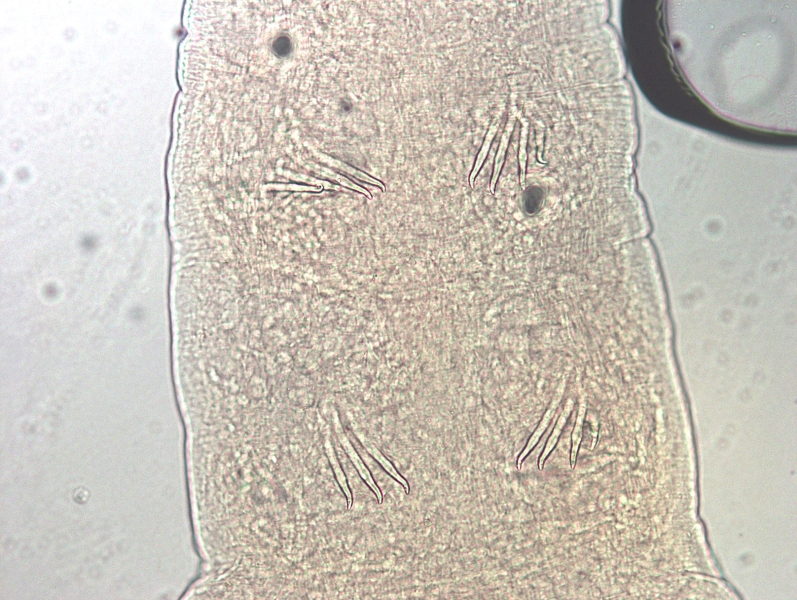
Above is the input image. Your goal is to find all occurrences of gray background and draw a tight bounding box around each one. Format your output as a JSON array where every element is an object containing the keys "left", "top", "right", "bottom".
[{"left": 0, "top": 0, "right": 794, "bottom": 598}]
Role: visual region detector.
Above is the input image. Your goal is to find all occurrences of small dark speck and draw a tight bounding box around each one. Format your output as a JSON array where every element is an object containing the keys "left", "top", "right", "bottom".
[
  {"left": 173, "top": 25, "right": 186, "bottom": 39},
  {"left": 14, "top": 166, "right": 32, "bottom": 183},
  {"left": 271, "top": 33, "right": 294, "bottom": 59},
  {"left": 41, "top": 281, "right": 62, "bottom": 303},
  {"left": 79, "top": 233, "right": 99, "bottom": 252},
  {"left": 340, "top": 97, "right": 353, "bottom": 114},
  {"left": 739, "top": 551, "right": 755, "bottom": 567},
  {"left": 702, "top": 216, "right": 725, "bottom": 239},
  {"left": 520, "top": 185, "right": 546, "bottom": 216},
  {"left": 672, "top": 37, "right": 683, "bottom": 51},
  {"left": 128, "top": 305, "right": 146, "bottom": 322}
]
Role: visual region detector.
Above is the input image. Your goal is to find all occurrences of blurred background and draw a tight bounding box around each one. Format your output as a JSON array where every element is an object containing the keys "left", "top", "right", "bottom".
[{"left": 0, "top": 1, "right": 795, "bottom": 598}]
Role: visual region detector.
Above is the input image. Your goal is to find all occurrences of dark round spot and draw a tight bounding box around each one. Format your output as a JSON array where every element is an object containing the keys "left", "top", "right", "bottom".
[
  {"left": 79, "top": 233, "right": 99, "bottom": 252},
  {"left": 41, "top": 281, "right": 62, "bottom": 303},
  {"left": 520, "top": 185, "right": 546, "bottom": 216},
  {"left": 702, "top": 216, "right": 725, "bottom": 240},
  {"left": 672, "top": 37, "right": 683, "bottom": 51},
  {"left": 14, "top": 166, "right": 31, "bottom": 183},
  {"left": 271, "top": 33, "right": 294, "bottom": 59},
  {"left": 128, "top": 305, "right": 145, "bottom": 322},
  {"left": 339, "top": 97, "right": 353, "bottom": 114}
]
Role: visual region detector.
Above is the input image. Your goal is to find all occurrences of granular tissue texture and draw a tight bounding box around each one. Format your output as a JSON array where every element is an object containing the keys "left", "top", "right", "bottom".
[{"left": 168, "top": 0, "right": 738, "bottom": 597}]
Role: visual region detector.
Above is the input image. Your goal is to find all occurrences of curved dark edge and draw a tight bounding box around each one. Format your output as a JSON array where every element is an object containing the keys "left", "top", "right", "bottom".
[
  {"left": 622, "top": 0, "right": 797, "bottom": 146},
  {"left": 613, "top": 2, "right": 746, "bottom": 598},
  {"left": 163, "top": 0, "right": 209, "bottom": 596}
]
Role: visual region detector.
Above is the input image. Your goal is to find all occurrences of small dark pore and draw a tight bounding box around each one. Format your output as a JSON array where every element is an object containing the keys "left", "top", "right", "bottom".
[
  {"left": 339, "top": 97, "right": 353, "bottom": 113},
  {"left": 520, "top": 185, "right": 545, "bottom": 216},
  {"left": 271, "top": 33, "right": 294, "bottom": 59}
]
